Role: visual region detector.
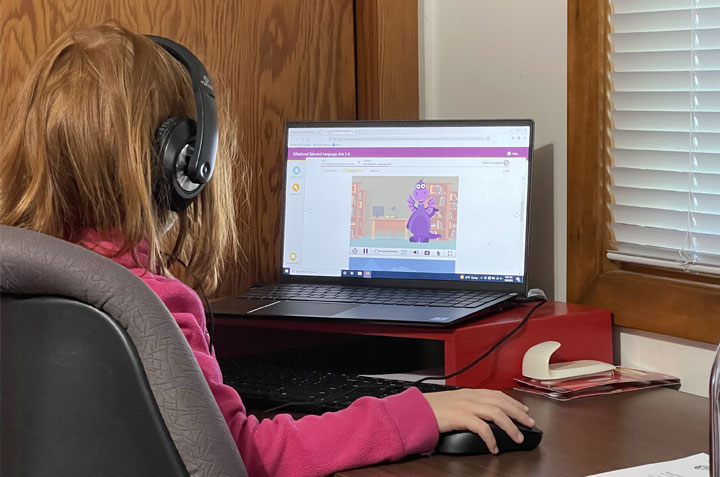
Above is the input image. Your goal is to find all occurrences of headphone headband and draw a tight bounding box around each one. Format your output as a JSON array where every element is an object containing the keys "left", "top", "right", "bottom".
[{"left": 147, "top": 35, "right": 218, "bottom": 185}]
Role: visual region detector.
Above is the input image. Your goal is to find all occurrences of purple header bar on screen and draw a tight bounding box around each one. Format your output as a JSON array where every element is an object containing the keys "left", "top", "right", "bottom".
[{"left": 287, "top": 147, "right": 529, "bottom": 159}]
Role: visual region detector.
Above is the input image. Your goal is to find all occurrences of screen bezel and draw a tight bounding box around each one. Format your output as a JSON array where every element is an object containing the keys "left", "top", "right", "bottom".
[{"left": 279, "top": 119, "right": 534, "bottom": 294}]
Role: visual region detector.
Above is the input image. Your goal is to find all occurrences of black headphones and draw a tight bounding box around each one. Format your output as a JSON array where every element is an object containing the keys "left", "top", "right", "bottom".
[{"left": 147, "top": 36, "right": 218, "bottom": 212}]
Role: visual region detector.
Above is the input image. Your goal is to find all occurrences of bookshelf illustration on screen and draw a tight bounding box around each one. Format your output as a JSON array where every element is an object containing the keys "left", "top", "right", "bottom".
[{"left": 349, "top": 176, "right": 458, "bottom": 249}]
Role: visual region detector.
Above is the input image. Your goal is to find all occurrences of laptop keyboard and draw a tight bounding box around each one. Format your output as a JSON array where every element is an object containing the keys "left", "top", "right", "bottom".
[
  {"left": 239, "top": 284, "right": 506, "bottom": 308},
  {"left": 219, "top": 359, "right": 458, "bottom": 413}
]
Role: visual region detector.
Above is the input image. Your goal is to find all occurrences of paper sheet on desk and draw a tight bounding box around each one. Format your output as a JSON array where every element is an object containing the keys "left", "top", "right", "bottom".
[
  {"left": 359, "top": 372, "right": 446, "bottom": 386},
  {"left": 586, "top": 453, "right": 709, "bottom": 477}
]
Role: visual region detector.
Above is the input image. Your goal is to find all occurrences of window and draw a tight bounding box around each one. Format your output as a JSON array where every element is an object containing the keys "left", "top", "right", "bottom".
[
  {"left": 607, "top": 1, "right": 720, "bottom": 275},
  {"left": 567, "top": 0, "right": 720, "bottom": 344}
]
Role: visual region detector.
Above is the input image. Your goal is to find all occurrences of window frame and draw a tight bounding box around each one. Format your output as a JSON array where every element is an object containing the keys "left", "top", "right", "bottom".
[{"left": 567, "top": 0, "right": 720, "bottom": 345}]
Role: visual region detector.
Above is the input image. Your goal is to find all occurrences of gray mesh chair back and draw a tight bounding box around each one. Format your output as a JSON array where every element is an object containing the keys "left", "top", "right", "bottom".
[
  {"left": 0, "top": 225, "right": 247, "bottom": 477},
  {"left": 711, "top": 341, "right": 720, "bottom": 477}
]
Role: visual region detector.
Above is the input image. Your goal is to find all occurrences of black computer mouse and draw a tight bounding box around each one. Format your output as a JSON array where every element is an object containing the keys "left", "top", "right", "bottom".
[{"left": 435, "top": 420, "right": 543, "bottom": 455}]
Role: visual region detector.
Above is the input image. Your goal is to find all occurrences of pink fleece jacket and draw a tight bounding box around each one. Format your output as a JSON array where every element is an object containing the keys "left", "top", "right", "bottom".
[{"left": 79, "top": 232, "right": 439, "bottom": 477}]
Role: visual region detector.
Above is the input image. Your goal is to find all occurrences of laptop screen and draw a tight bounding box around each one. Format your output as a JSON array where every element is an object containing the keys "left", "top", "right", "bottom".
[{"left": 281, "top": 120, "right": 533, "bottom": 288}]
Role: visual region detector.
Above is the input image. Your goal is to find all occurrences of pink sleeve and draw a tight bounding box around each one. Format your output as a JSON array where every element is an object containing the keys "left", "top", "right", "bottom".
[{"left": 140, "top": 274, "right": 439, "bottom": 477}]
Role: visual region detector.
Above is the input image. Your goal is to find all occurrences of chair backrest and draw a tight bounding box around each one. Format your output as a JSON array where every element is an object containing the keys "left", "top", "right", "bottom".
[
  {"left": 0, "top": 225, "right": 247, "bottom": 477},
  {"left": 711, "top": 342, "right": 720, "bottom": 477}
]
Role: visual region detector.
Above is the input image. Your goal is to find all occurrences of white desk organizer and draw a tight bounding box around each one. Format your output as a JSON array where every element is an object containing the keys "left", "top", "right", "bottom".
[{"left": 522, "top": 341, "right": 616, "bottom": 380}]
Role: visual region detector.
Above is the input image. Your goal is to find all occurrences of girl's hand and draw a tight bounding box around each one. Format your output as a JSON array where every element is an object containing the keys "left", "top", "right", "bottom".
[{"left": 422, "top": 389, "right": 535, "bottom": 454}]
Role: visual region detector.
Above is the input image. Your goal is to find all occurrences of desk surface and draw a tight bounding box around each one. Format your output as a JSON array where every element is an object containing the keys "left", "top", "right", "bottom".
[{"left": 336, "top": 387, "right": 708, "bottom": 476}]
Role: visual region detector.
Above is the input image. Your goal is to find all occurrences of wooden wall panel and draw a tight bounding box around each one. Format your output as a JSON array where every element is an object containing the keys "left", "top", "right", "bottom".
[
  {"left": 355, "top": 0, "right": 419, "bottom": 120},
  {"left": 0, "top": 0, "right": 357, "bottom": 296}
]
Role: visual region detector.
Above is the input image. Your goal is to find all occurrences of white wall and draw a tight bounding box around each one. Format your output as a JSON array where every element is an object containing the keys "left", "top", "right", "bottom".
[
  {"left": 420, "top": 0, "right": 567, "bottom": 301},
  {"left": 419, "top": 0, "right": 715, "bottom": 397},
  {"left": 616, "top": 328, "right": 716, "bottom": 397}
]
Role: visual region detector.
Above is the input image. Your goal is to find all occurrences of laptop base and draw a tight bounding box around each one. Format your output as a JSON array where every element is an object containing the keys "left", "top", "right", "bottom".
[{"left": 212, "top": 294, "right": 517, "bottom": 327}]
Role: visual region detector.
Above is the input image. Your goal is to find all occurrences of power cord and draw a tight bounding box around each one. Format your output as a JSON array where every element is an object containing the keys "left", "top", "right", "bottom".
[{"left": 412, "top": 298, "right": 547, "bottom": 385}]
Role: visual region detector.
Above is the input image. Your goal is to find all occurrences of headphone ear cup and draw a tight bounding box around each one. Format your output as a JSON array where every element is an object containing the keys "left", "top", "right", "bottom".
[
  {"left": 155, "top": 117, "right": 182, "bottom": 153},
  {"left": 154, "top": 117, "right": 203, "bottom": 211}
]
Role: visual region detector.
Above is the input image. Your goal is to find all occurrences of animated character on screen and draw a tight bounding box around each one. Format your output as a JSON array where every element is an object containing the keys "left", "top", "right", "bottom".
[{"left": 406, "top": 179, "right": 442, "bottom": 242}]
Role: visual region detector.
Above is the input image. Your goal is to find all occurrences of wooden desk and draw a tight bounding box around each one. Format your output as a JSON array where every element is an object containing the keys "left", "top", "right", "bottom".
[
  {"left": 336, "top": 388, "right": 709, "bottom": 476},
  {"left": 370, "top": 218, "right": 408, "bottom": 240}
]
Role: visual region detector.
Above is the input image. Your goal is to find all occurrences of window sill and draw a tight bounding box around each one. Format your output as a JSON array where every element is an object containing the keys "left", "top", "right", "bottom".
[{"left": 581, "top": 270, "right": 720, "bottom": 344}]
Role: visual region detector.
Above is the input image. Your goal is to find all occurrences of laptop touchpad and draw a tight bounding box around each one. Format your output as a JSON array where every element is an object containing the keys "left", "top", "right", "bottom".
[{"left": 248, "top": 301, "right": 357, "bottom": 317}]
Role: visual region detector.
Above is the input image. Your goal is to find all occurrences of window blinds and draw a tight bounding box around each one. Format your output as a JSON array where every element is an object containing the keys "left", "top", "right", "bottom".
[{"left": 607, "top": 0, "right": 720, "bottom": 275}]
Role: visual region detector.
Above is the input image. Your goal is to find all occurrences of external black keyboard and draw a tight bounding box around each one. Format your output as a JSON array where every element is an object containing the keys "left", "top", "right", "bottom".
[
  {"left": 219, "top": 359, "right": 458, "bottom": 413},
  {"left": 239, "top": 284, "right": 504, "bottom": 308}
]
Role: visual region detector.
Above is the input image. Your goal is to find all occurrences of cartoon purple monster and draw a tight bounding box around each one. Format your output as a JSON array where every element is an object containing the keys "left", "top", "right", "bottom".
[{"left": 406, "top": 179, "right": 442, "bottom": 242}]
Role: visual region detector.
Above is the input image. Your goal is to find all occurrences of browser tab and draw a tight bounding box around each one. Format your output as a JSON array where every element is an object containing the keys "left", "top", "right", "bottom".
[{"left": 323, "top": 128, "right": 356, "bottom": 135}]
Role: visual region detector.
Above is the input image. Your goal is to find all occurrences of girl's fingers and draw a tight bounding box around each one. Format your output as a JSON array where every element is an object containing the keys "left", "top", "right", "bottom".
[{"left": 466, "top": 418, "right": 499, "bottom": 454}]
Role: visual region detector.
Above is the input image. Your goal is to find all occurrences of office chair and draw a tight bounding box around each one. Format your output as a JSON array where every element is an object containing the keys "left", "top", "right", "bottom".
[
  {"left": 711, "top": 341, "right": 720, "bottom": 477},
  {"left": 0, "top": 225, "right": 247, "bottom": 477}
]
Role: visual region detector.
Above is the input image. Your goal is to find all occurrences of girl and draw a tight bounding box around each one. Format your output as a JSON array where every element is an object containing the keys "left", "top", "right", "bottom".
[{"left": 0, "top": 24, "right": 535, "bottom": 477}]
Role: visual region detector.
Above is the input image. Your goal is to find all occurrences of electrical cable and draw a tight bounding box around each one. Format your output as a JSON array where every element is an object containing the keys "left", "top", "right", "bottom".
[{"left": 412, "top": 298, "right": 547, "bottom": 385}]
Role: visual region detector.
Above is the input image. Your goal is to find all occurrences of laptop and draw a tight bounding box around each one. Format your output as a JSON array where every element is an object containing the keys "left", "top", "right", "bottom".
[{"left": 213, "top": 119, "right": 534, "bottom": 326}]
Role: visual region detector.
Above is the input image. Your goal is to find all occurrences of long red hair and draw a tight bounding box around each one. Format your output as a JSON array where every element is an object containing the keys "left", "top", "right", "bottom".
[{"left": 0, "top": 24, "right": 244, "bottom": 294}]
